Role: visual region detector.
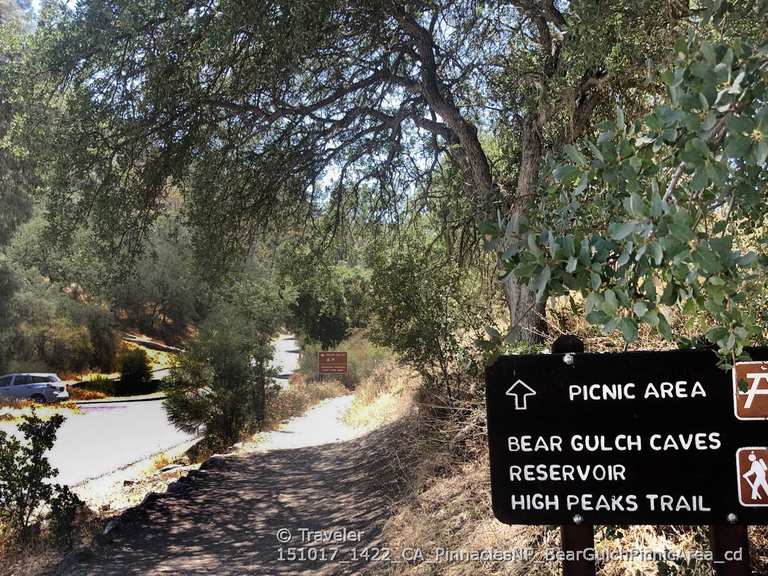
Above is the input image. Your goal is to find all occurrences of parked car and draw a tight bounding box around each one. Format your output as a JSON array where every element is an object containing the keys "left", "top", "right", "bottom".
[{"left": 0, "top": 373, "right": 69, "bottom": 404}]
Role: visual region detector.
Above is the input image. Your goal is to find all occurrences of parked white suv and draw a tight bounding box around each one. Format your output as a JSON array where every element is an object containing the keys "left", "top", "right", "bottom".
[{"left": 0, "top": 373, "right": 69, "bottom": 403}]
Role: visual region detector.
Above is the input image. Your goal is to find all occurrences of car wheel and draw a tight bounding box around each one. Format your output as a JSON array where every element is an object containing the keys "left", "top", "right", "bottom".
[{"left": 31, "top": 394, "right": 47, "bottom": 404}]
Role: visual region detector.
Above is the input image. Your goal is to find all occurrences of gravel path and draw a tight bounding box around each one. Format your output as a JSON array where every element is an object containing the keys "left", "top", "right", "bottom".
[
  {"left": 254, "top": 395, "right": 360, "bottom": 450},
  {"left": 61, "top": 396, "right": 399, "bottom": 576}
]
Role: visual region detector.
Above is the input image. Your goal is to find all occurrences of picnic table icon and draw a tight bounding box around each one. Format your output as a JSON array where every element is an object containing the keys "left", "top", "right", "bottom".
[
  {"left": 743, "top": 372, "right": 768, "bottom": 408},
  {"left": 733, "top": 363, "right": 768, "bottom": 420}
]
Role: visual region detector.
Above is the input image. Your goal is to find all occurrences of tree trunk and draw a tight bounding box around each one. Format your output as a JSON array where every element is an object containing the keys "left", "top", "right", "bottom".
[
  {"left": 390, "top": 6, "right": 548, "bottom": 343},
  {"left": 503, "top": 114, "right": 548, "bottom": 344},
  {"left": 503, "top": 275, "right": 547, "bottom": 344}
]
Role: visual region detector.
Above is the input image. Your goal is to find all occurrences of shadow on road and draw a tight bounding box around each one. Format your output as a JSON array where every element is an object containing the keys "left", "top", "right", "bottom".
[{"left": 66, "top": 423, "right": 404, "bottom": 576}]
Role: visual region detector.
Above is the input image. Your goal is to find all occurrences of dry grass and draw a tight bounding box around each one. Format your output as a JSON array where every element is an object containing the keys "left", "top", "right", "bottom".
[
  {"left": 0, "top": 399, "right": 82, "bottom": 423},
  {"left": 0, "top": 446, "right": 198, "bottom": 576},
  {"left": 0, "top": 398, "right": 35, "bottom": 410},
  {"left": 382, "top": 451, "right": 560, "bottom": 576},
  {"left": 748, "top": 526, "right": 768, "bottom": 573},
  {"left": 0, "top": 502, "right": 101, "bottom": 576},
  {"left": 378, "top": 406, "right": 720, "bottom": 576},
  {"left": 343, "top": 358, "right": 415, "bottom": 430},
  {"left": 371, "top": 351, "right": 722, "bottom": 576},
  {"left": 595, "top": 525, "right": 712, "bottom": 576},
  {"left": 544, "top": 294, "right": 701, "bottom": 353},
  {"left": 67, "top": 387, "right": 107, "bottom": 401},
  {"left": 150, "top": 452, "right": 173, "bottom": 471}
]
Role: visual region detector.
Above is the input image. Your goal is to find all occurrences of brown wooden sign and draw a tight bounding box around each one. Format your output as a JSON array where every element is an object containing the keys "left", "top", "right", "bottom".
[{"left": 318, "top": 352, "right": 347, "bottom": 375}]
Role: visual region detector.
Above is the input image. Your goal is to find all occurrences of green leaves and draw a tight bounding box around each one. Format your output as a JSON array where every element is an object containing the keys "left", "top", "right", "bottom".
[
  {"left": 648, "top": 241, "right": 663, "bottom": 266},
  {"left": 554, "top": 164, "right": 581, "bottom": 184},
  {"left": 608, "top": 221, "right": 636, "bottom": 241},
  {"left": 618, "top": 317, "right": 638, "bottom": 342},
  {"left": 496, "top": 33, "right": 768, "bottom": 359},
  {"left": 565, "top": 144, "right": 588, "bottom": 167},
  {"left": 533, "top": 266, "right": 551, "bottom": 301}
]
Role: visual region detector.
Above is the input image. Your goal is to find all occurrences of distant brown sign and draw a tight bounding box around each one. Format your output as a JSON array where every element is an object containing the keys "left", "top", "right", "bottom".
[
  {"left": 318, "top": 352, "right": 347, "bottom": 375},
  {"left": 734, "top": 362, "right": 768, "bottom": 420}
]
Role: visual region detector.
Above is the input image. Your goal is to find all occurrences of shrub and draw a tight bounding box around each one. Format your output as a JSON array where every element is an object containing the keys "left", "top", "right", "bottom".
[
  {"left": 48, "top": 485, "right": 84, "bottom": 548},
  {"left": 66, "top": 387, "right": 106, "bottom": 401},
  {"left": 116, "top": 348, "right": 152, "bottom": 395},
  {"left": 61, "top": 298, "right": 121, "bottom": 372},
  {"left": 165, "top": 306, "right": 276, "bottom": 448},
  {"left": 39, "top": 318, "right": 93, "bottom": 373},
  {"left": 283, "top": 257, "right": 371, "bottom": 349},
  {"left": 0, "top": 410, "right": 73, "bottom": 539},
  {"left": 83, "top": 306, "right": 120, "bottom": 372},
  {"left": 74, "top": 375, "right": 116, "bottom": 397},
  {"left": 367, "top": 234, "right": 494, "bottom": 403}
]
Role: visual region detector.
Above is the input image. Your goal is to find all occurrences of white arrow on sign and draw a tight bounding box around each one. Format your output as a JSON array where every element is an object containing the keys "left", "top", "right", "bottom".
[{"left": 506, "top": 379, "right": 537, "bottom": 411}]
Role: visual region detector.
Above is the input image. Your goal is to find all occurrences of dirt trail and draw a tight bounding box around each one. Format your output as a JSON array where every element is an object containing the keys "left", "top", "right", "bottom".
[{"left": 61, "top": 396, "right": 400, "bottom": 576}]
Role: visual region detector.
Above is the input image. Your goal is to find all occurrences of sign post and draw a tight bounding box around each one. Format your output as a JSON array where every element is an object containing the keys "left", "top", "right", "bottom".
[
  {"left": 551, "top": 337, "right": 595, "bottom": 576},
  {"left": 710, "top": 525, "right": 750, "bottom": 576},
  {"left": 486, "top": 342, "right": 768, "bottom": 574}
]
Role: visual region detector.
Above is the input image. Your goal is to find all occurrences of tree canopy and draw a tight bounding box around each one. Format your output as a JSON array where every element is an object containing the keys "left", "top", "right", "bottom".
[
  {"left": 17, "top": 0, "right": 695, "bottom": 339},
  {"left": 494, "top": 25, "right": 768, "bottom": 362},
  {"left": 3, "top": 0, "right": 766, "bottom": 353}
]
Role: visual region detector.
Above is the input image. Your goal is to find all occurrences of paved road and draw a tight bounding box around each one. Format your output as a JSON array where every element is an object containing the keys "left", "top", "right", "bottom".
[
  {"left": 0, "top": 398, "right": 194, "bottom": 487},
  {"left": 51, "top": 401, "right": 194, "bottom": 486},
  {"left": 272, "top": 333, "right": 300, "bottom": 387},
  {"left": 1, "top": 334, "right": 301, "bottom": 487}
]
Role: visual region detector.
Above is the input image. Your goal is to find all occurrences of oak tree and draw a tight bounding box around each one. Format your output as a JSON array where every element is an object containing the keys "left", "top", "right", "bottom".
[{"left": 25, "top": 0, "right": 687, "bottom": 341}]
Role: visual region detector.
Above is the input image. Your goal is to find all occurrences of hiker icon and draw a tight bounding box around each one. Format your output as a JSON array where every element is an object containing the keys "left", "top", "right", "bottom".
[
  {"left": 738, "top": 447, "right": 768, "bottom": 507},
  {"left": 743, "top": 452, "right": 768, "bottom": 500}
]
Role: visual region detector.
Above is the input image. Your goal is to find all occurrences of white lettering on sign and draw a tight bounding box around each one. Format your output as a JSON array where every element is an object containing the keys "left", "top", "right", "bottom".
[
  {"left": 649, "top": 432, "right": 721, "bottom": 451},
  {"left": 568, "top": 383, "right": 636, "bottom": 401},
  {"left": 644, "top": 381, "right": 707, "bottom": 399},
  {"left": 645, "top": 494, "right": 711, "bottom": 512},
  {"left": 569, "top": 381, "right": 707, "bottom": 402},
  {"left": 509, "top": 464, "right": 627, "bottom": 482},
  {"left": 507, "top": 435, "right": 563, "bottom": 453},
  {"left": 570, "top": 434, "right": 642, "bottom": 452},
  {"left": 510, "top": 493, "right": 712, "bottom": 513},
  {"left": 502, "top": 428, "right": 723, "bottom": 518},
  {"left": 566, "top": 494, "right": 638, "bottom": 512},
  {"left": 509, "top": 433, "right": 721, "bottom": 454},
  {"left": 510, "top": 493, "right": 560, "bottom": 510}
]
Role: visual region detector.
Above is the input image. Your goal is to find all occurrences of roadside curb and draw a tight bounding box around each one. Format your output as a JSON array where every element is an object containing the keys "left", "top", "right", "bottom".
[
  {"left": 75, "top": 395, "right": 166, "bottom": 405},
  {"left": 64, "top": 451, "right": 240, "bottom": 572}
]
